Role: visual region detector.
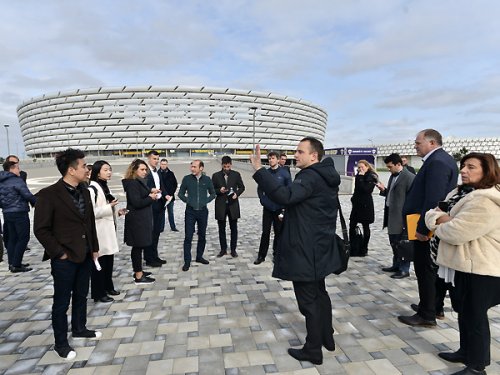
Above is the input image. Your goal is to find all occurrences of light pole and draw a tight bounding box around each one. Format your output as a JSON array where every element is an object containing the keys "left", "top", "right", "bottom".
[
  {"left": 219, "top": 124, "right": 223, "bottom": 155},
  {"left": 250, "top": 107, "right": 257, "bottom": 151},
  {"left": 4, "top": 124, "right": 10, "bottom": 155}
]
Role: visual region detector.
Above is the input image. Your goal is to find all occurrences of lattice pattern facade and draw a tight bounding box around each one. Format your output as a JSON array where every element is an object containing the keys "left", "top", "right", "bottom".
[{"left": 17, "top": 86, "right": 327, "bottom": 157}]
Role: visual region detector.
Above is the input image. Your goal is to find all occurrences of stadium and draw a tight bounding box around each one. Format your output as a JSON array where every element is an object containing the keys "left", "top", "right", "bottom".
[{"left": 17, "top": 86, "right": 327, "bottom": 158}]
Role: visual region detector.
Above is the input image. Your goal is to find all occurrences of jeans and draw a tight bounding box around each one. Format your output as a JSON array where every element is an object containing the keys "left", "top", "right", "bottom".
[
  {"left": 388, "top": 233, "right": 410, "bottom": 273},
  {"left": 51, "top": 257, "right": 91, "bottom": 347},
  {"left": 257, "top": 208, "right": 283, "bottom": 260},
  {"left": 183, "top": 206, "right": 208, "bottom": 265},
  {"left": 4, "top": 211, "right": 30, "bottom": 267},
  {"left": 218, "top": 207, "right": 238, "bottom": 252},
  {"left": 166, "top": 200, "right": 177, "bottom": 230}
]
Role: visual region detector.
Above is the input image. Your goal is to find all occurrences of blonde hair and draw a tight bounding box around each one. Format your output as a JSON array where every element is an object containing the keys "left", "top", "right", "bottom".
[
  {"left": 124, "top": 159, "right": 148, "bottom": 179},
  {"left": 358, "top": 160, "right": 377, "bottom": 175}
]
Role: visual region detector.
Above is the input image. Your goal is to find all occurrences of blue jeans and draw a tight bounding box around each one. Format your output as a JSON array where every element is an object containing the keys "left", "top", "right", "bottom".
[
  {"left": 389, "top": 233, "right": 410, "bottom": 273},
  {"left": 4, "top": 211, "right": 30, "bottom": 267},
  {"left": 166, "top": 200, "right": 177, "bottom": 230},
  {"left": 51, "top": 257, "right": 91, "bottom": 347},
  {"left": 183, "top": 206, "right": 208, "bottom": 265}
]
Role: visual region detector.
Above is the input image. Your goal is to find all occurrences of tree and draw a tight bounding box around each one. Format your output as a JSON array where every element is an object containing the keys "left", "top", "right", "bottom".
[{"left": 452, "top": 147, "right": 468, "bottom": 162}]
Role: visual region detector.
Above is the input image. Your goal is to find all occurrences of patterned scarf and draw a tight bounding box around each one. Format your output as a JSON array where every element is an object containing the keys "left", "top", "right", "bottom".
[{"left": 430, "top": 185, "right": 474, "bottom": 266}]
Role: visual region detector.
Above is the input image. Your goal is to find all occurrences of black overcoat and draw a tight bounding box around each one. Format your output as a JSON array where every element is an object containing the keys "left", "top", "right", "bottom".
[
  {"left": 212, "top": 169, "right": 245, "bottom": 221},
  {"left": 350, "top": 172, "right": 377, "bottom": 224},
  {"left": 122, "top": 178, "right": 154, "bottom": 247},
  {"left": 253, "top": 157, "right": 341, "bottom": 282}
]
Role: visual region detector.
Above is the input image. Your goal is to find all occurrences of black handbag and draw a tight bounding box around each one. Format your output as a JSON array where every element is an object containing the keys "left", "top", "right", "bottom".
[
  {"left": 349, "top": 225, "right": 364, "bottom": 257},
  {"left": 334, "top": 197, "right": 350, "bottom": 275},
  {"left": 395, "top": 231, "right": 414, "bottom": 262}
]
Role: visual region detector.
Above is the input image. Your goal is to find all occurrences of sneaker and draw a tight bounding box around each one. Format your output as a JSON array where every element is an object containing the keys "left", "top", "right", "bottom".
[
  {"left": 54, "top": 345, "right": 76, "bottom": 360},
  {"left": 131, "top": 271, "right": 152, "bottom": 277},
  {"left": 195, "top": 258, "right": 209, "bottom": 265},
  {"left": 134, "top": 275, "right": 155, "bottom": 285},
  {"left": 72, "top": 329, "right": 102, "bottom": 339}
]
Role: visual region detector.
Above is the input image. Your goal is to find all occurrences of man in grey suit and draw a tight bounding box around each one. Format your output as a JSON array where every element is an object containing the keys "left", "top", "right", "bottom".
[{"left": 376, "top": 153, "right": 415, "bottom": 279}]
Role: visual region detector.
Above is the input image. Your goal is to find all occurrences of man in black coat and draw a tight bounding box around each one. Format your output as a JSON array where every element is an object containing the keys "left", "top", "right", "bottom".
[
  {"left": 144, "top": 150, "right": 168, "bottom": 267},
  {"left": 212, "top": 156, "right": 245, "bottom": 258},
  {"left": 399, "top": 129, "right": 458, "bottom": 327},
  {"left": 402, "top": 156, "right": 416, "bottom": 175},
  {"left": 158, "top": 158, "right": 179, "bottom": 231},
  {"left": 251, "top": 137, "right": 341, "bottom": 366},
  {"left": 34, "top": 148, "right": 101, "bottom": 360}
]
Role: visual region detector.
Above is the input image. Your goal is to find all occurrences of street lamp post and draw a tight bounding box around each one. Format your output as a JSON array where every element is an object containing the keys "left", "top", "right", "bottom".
[
  {"left": 250, "top": 107, "right": 257, "bottom": 151},
  {"left": 219, "top": 124, "right": 223, "bottom": 155},
  {"left": 4, "top": 124, "right": 10, "bottom": 155}
]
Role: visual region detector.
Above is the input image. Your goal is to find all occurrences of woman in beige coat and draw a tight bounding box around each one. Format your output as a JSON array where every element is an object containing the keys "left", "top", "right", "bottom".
[
  {"left": 425, "top": 153, "right": 500, "bottom": 375},
  {"left": 89, "top": 161, "right": 126, "bottom": 303}
]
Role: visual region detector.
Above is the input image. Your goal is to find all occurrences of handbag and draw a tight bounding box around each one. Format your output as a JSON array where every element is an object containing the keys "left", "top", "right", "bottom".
[
  {"left": 334, "top": 197, "right": 350, "bottom": 275},
  {"left": 395, "top": 231, "right": 414, "bottom": 262},
  {"left": 349, "top": 225, "right": 364, "bottom": 257}
]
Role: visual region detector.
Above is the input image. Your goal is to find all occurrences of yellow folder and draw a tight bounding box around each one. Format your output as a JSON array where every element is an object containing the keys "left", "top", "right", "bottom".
[{"left": 406, "top": 214, "right": 433, "bottom": 240}]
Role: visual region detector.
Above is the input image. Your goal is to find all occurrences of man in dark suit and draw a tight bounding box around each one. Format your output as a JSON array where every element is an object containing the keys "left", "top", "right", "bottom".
[
  {"left": 158, "top": 158, "right": 179, "bottom": 231},
  {"left": 402, "top": 156, "right": 416, "bottom": 175},
  {"left": 279, "top": 153, "right": 291, "bottom": 173},
  {"left": 34, "top": 148, "right": 101, "bottom": 360},
  {"left": 212, "top": 156, "right": 245, "bottom": 258},
  {"left": 398, "top": 129, "right": 458, "bottom": 327},
  {"left": 144, "top": 150, "right": 167, "bottom": 267},
  {"left": 376, "top": 153, "right": 415, "bottom": 279}
]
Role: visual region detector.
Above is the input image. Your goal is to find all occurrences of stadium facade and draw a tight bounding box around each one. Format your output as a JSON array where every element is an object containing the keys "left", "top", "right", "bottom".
[{"left": 17, "top": 86, "right": 327, "bottom": 158}]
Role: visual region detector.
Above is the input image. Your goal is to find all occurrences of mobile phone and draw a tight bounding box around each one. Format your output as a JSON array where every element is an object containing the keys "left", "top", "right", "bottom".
[{"left": 438, "top": 201, "right": 449, "bottom": 212}]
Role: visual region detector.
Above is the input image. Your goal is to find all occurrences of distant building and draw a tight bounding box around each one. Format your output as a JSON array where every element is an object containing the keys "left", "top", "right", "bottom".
[{"left": 17, "top": 86, "right": 327, "bottom": 158}]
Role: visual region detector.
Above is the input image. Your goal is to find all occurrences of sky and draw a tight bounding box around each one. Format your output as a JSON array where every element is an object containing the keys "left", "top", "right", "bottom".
[{"left": 1, "top": 0, "right": 500, "bottom": 157}]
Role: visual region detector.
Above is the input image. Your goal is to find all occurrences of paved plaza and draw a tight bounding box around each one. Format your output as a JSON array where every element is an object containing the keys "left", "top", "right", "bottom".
[{"left": 0, "top": 160, "right": 499, "bottom": 375}]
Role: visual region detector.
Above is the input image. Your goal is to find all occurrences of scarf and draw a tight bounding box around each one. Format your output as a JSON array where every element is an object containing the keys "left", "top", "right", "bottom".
[{"left": 96, "top": 178, "right": 115, "bottom": 203}]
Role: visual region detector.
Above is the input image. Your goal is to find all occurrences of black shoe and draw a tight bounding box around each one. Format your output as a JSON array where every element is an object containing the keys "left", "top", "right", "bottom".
[
  {"left": 438, "top": 350, "right": 467, "bottom": 364},
  {"left": 195, "top": 258, "right": 209, "bottom": 265},
  {"left": 94, "top": 296, "right": 114, "bottom": 303},
  {"left": 287, "top": 348, "right": 322, "bottom": 365},
  {"left": 391, "top": 271, "right": 410, "bottom": 279},
  {"left": 398, "top": 313, "right": 436, "bottom": 328},
  {"left": 231, "top": 251, "right": 238, "bottom": 258},
  {"left": 134, "top": 275, "right": 155, "bottom": 285},
  {"left": 450, "top": 367, "right": 486, "bottom": 375},
  {"left": 131, "top": 271, "right": 152, "bottom": 277},
  {"left": 145, "top": 261, "right": 162, "bottom": 267},
  {"left": 254, "top": 257, "right": 265, "bottom": 265},
  {"left": 22, "top": 263, "right": 30, "bottom": 267},
  {"left": 411, "top": 303, "right": 445, "bottom": 320},
  {"left": 155, "top": 258, "right": 167, "bottom": 264},
  {"left": 72, "top": 329, "right": 102, "bottom": 339},
  {"left": 10, "top": 265, "right": 33, "bottom": 273},
  {"left": 382, "top": 265, "right": 399, "bottom": 272},
  {"left": 171, "top": 228, "right": 179, "bottom": 232},
  {"left": 54, "top": 345, "right": 76, "bottom": 360},
  {"left": 323, "top": 336, "right": 335, "bottom": 351},
  {"left": 107, "top": 290, "right": 120, "bottom": 296},
  {"left": 217, "top": 251, "right": 227, "bottom": 258},
  {"left": 182, "top": 264, "right": 190, "bottom": 272}
]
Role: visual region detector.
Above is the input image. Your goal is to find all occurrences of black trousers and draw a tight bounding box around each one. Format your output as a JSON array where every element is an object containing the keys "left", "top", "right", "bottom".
[
  {"left": 131, "top": 247, "right": 144, "bottom": 273},
  {"left": 413, "top": 240, "right": 437, "bottom": 320},
  {"left": 452, "top": 271, "right": 500, "bottom": 369},
  {"left": 90, "top": 254, "right": 115, "bottom": 299},
  {"left": 293, "top": 279, "right": 334, "bottom": 353},
  {"left": 217, "top": 207, "right": 238, "bottom": 252},
  {"left": 257, "top": 208, "right": 282, "bottom": 260},
  {"left": 51, "top": 257, "right": 91, "bottom": 348},
  {"left": 144, "top": 204, "right": 165, "bottom": 263},
  {"left": 349, "top": 221, "right": 370, "bottom": 254}
]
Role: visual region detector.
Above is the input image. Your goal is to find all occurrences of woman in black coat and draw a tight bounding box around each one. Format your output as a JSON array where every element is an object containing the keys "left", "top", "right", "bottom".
[
  {"left": 122, "top": 159, "right": 158, "bottom": 285},
  {"left": 350, "top": 160, "right": 378, "bottom": 256}
]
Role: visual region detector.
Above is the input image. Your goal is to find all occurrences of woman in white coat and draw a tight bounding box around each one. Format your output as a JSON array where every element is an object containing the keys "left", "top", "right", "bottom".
[
  {"left": 425, "top": 153, "right": 500, "bottom": 375},
  {"left": 89, "top": 161, "right": 125, "bottom": 303}
]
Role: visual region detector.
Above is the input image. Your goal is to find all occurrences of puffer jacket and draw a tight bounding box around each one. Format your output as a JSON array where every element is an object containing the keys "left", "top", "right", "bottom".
[{"left": 0, "top": 171, "right": 36, "bottom": 212}]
